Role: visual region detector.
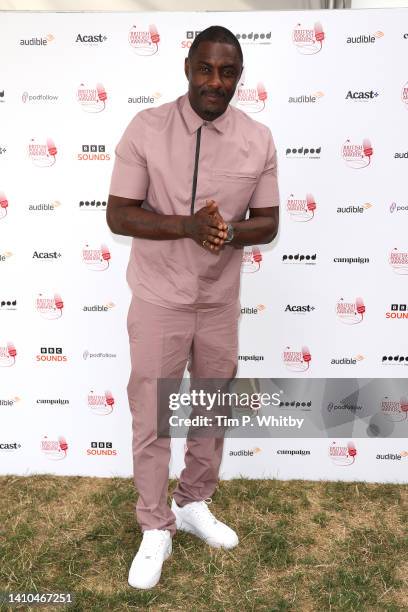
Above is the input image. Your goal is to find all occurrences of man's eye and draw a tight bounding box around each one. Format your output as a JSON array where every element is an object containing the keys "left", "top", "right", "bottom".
[
  {"left": 224, "top": 71, "right": 235, "bottom": 78},
  {"left": 199, "top": 66, "right": 210, "bottom": 72}
]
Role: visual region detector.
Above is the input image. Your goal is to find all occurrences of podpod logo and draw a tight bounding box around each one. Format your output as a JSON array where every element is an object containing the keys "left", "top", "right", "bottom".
[
  {"left": 282, "top": 253, "right": 316, "bottom": 265},
  {"left": 286, "top": 193, "right": 316, "bottom": 221},
  {"left": 330, "top": 354, "right": 365, "bottom": 365},
  {"left": 329, "top": 441, "right": 357, "bottom": 465},
  {"left": 75, "top": 33, "right": 107, "bottom": 44},
  {"left": 389, "top": 201, "right": 408, "bottom": 214},
  {"left": 402, "top": 82, "right": 408, "bottom": 108},
  {"left": 336, "top": 297, "right": 365, "bottom": 324},
  {"left": 285, "top": 304, "right": 315, "bottom": 314},
  {"left": 288, "top": 91, "right": 324, "bottom": 104},
  {"left": 79, "top": 199, "right": 106, "bottom": 210},
  {"left": 283, "top": 346, "right": 311, "bottom": 372},
  {"left": 28, "top": 200, "right": 61, "bottom": 212},
  {"left": 128, "top": 92, "right": 161, "bottom": 104},
  {"left": 36, "top": 292, "right": 64, "bottom": 319},
  {"left": 22, "top": 91, "right": 58, "bottom": 103},
  {"left": 337, "top": 202, "right": 372, "bottom": 214},
  {"left": 386, "top": 304, "right": 408, "bottom": 319},
  {"left": 88, "top": 390, "right": 115, "bottom": 415},
  {"left": 292, "top": 22, "right": 325, "bottom": 54},
  {"left": 87, "top": 441, "right": 117, "bottom": 455},
  {"left": 286, "top": 146, "right": 321, "bottom": 159},
  {"left": 36, "top": 347, "right": 67, "bottom": 362},
  {"left": 83, "top": 302, "right": 115, "bottom": 312},
  {"left": 0, "top": 191, "right": 8, "bottom": 220},
  {"left": 28, "top": 137, "right": 57, "bottom": 167},
  {"left": 41, "top": 435, "right": 68, "bottom": 460},
  {"left": 345, "top": 90, "right": 379, "bottom": 101},
  {"left": 77, "top": 83, "right": 107, "bottom": 113},
  {"left": 236, "top": 81, "right": 267, "bottom": 113},
  {"left": 241, "top": 304, "right": 266, "bottom": 315},
  {"left": 389, "top": 248, "right": 408, "bottom": 274},
  {"left": 346, "top": 31, "right": 384, "bottom": 44},
  {"left": 381, "top": 354, "right": 408, "bottom": 366},
  {"left": 241, "top": 247, "right": 262, "bottom": 273},
  {"left": 235, "top": 31, "right": 271, "bottom": 45},
  {"left": 229, "top": 447, "right": 262, "bottom": 457},
  {"left": 279, "top": 399, "right": 312, "bottom": 411},
  {"left": 82, "top": 243, "right": 111, "bottom": 271},
  {"left": 342, "top": 138, "right": 373, "bottom": 168},
  {"left": 20, "top": 33, "right": 55, "bottom": 46},
  {"left": 380, "top": 396, "right": 408, "bottom": 422},
  {"left": 0, "top": 299, "right": 17, "bottom": 310},
  {"left": 0, "top": 342, "right": 17, "bottom": 366},
  {"left": 77, "top": 144, "right": 110, "bottom": 161},
  {"left": 128, "top": 24, "right": 160, "bottom": 56}
]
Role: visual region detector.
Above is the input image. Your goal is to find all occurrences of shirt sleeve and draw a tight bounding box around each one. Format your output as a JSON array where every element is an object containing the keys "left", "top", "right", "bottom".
[
  {"left": 249, "top": 128, "right": 280, "bottom": 209},
  {"left": 109, "top": 112, "right": 149, "bottom": 200}
]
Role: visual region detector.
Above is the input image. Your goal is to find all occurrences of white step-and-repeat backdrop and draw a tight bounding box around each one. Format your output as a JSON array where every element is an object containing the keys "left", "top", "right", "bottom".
[{"left": 1, "top": 9, "right": 407, "bottom": 484}]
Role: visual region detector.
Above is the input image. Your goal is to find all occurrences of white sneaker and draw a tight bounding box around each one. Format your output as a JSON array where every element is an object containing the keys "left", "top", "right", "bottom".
[
  {"left": 171, "top": 498, "right": 238, "bottom": 549},
  {"left": 128, "top": 529, "right": 172, "bottom": 589}
]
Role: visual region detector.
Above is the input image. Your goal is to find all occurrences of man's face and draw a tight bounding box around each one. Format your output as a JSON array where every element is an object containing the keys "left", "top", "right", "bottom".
[{"left": 185, "top": 40, "right": 243, "bottom": 120}]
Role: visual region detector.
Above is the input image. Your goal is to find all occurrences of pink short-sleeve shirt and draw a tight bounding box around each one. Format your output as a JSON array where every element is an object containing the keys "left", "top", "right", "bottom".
[{"left": 109, "top": 92, "right": 279, "bottom": 310}]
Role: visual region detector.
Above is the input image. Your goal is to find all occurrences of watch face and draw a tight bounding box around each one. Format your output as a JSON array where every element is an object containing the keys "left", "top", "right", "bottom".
[{"left": 226, "top": 224, "right": 234, "bottom": 242}]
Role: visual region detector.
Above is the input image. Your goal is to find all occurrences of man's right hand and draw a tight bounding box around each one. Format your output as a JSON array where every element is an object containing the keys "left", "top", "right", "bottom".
[{"left": 184, "top": 200, "right": 227, "bottom": 252}]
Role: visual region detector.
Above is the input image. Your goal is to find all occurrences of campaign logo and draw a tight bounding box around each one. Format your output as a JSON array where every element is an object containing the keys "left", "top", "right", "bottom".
[
  {"left": 381, "top": 354, "right": 408, "bottom": 366},
  {"left": 87, "top": 441, "right": 117, "bottom": 455},
  {"left": 336, "top": 297, "right": 365, "bottom": 325},
  {"left": 345, "top": 90, "right": 379, "bottom": 101},
  {"left": 20, "top": 34, "right": 55, "bottom": 46},
  {"left": 41, "top": 435, "right": 68, "bottom": 460},
  {"left": 292, "top": 22, "right": 325, "bottom": 54},
  {"left": 380, "top": 396, "right": 408, "bottom": 422},
  {"left": 330, "top": 354, "right": 364, "bottom": 365},
  {"left": 87, "top": 390, "right": 115, "bottom": 415},
  {"left": 284, "top": 304, "right": 316, "bottom": 314},
  {"left": 276, "top": 448, "right": 311, "bottom": 456},
  {"left": 283, "top": 346, "right": 311, "bottom": 372},
  {"left": 77, "top": 83, "right": 107, "bottom": 113},
  {"left": 36, "top": 397, "right": 69, "bottom": 406},
  {"left": 342, "top": 138, "right": 373, "bottom": 168},
  {"left": 286, "top": 146, "right": 321, "bottom": 159},
  {"left": 129, "top": 24, "right": 160, "bottom": 56},
  {"left": 28, "top": 137, "right": 57, "bottom": 167},
  {"left": 77, "top": 145, "right": 110, "bottom": 161},
  {"left": 241, "top": 247, "right": 262, "bottom": 273},
  {"left": 386, "top": 304, "right": 408, "bottom": 319},
  {"left": 36, "top": 347, "right": 67, "bottom": 362},
  {"left": 83, "top": 350, "right": 116, "bottom": 360},
  {"left": 346, "top": 31, "right": 384, "bottom": 44},
  {"left": 282, "top": 253, "right": 317, "bottom": 264},
  {"left": 36, "top": 292, "right": 64, "bottom": 319},
  {"left": 75, "top": 33, "right": 108, "bottom": 45},
  {"left": 333, "top": 256, "right": 369, "bottom": 264},
  {"left": 286, "top": 193, "right": 316, "bottom": 221},
  {"left": 0, "top": 191, "right": 8, "bottom": 220},
  {"left": 22, "top": 91, "right": 58, "bottom": 103},
  {"left": 241, "top": 304, "right": 266, "bottom": 315},
  {"left": 236, "top": 81, "right": 267, "bottom": 113},
  {"left": 0, "top": 299, "right": 17, "bottom": 311},
  {"left": 128, "top": 92, "right": 162, "bottom": 104},
  {"left": 288, "top": 91, "right": 324, "bottom": 104},
  {"left": 238, "top": 354, "right": 264, "bottom": 362},
  {"left": 82, "top": 302, "right": 115, "bottom": 312},
  {"left": 389, "top": 201, "right": 408, "bottom": 214},
  {"left": 402, "top": 82, "right": 408, "bottom": 108},
  {"left": 389, "top": 248, "right": 408, "bottom": 274},
  {"left": 79, "top": 199, "right": 106, "bottom": 210},
  {"left": 28, "top": 200, "right": 61, "bottom": 212},
  {"left": 337, "top": 202, "right": 372, "bottom": 214},
  {"left": 0, "top": 342, "right": 17, "bottom": 366},
  {"left": 329, "top": 441, "right": 357, "bottom": 465},
  {"left": 82, "top": 243, "right": 111, "bottom": 271}
]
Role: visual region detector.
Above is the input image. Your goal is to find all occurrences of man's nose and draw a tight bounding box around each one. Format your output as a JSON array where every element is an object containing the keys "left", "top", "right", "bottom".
[{"left": 206, "top": 70, "right": 223, "bottom": 89}]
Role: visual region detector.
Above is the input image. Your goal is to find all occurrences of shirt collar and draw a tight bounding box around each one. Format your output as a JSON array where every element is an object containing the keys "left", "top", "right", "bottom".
[{"left": 179, "top": 92, "right": 230, "bottom": 135}]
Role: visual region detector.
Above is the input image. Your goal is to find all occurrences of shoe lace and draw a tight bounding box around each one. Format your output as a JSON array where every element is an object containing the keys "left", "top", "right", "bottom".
[
  {"left": 191, "top": 498, "right": 218, "bottom": 526},
  {"left": 140, "top": 530, "right": 168, "bottom": 561}
]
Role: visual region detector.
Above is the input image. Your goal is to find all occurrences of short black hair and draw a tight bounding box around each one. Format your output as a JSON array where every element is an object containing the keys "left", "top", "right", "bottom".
[{"left": 188, "top": 25, "right": 243, "bottom": 65}]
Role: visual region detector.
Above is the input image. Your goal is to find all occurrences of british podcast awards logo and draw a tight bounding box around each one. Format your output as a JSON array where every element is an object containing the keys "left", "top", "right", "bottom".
[
  {"left": 389, "top": 248, "right": 408, "bottom": 274},
  {"left": 82, "top": 243, "right": 111, "bottom": 271},
  {"left": 381, "top": 396, "right": 408, "bottom": 422},
  {"left": 286, "top": 193, "right": 316, "bottom": 221},
  {"left": 0, "top": 342, "right": 17, "bottom": 367},
  {"left": 329, "top": 441, "right": 357, "bottom": 466},
  {"left": 336, "top": 297, "right": 365, "bottom": 324},
  {"left": 342, "top": 138, "right": 373, "bottom": 168},
  {"left": 28, "top": 137, "right": 57, "bottom": 167},
  {"left": 236, "top": 81, "right": 267, "bottom": 113},
  {"left": 128, "top": 24, "right": 160, "bottom": 55},
  {"left": 241, "top": 247, "right": 262, "bottom": 273},
  {"left": 283, "top": 346, "right": 311, "bottom": 372},
  {"left": 88, "top": 390, "right": 115, "bottom": 416},
  {"left": 41, "top": 435, "right": 68, "bottom": 460},
  {"left": 36, "top": 293, "right": 64, "bottom": 319},
  {"left": 0, "top": 191, "right": 8, "bottom": 220},
  {"left": 77, "top": 83, "right": 107, "bottom": 112},
  {"left": 292, "top": 22, "right": 325, "bottom": 54}
]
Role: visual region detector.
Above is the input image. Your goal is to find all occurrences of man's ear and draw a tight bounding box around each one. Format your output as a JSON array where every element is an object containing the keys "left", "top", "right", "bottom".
[{"left": 184, "top": 57, "right": 190, "bottom": 80}]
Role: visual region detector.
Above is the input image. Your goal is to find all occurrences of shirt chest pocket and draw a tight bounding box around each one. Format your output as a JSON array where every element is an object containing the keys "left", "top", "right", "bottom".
[{"left": 209, "top": 170, "right": 259, "bottom": 220}]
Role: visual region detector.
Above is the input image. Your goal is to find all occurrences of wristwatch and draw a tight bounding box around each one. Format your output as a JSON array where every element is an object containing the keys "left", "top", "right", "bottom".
[{"left": 224, "top": 223, "right": 234, "bottom": 243}]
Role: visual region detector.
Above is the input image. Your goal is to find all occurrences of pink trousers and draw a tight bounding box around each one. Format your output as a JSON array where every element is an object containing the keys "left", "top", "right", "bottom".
[{"left": 126, "top": 295, "right": 240, "bottom": 536}]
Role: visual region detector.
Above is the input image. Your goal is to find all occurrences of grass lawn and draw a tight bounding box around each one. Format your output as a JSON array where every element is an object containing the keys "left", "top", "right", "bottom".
[{"left": 0, "top": 475, "right": 407, "bottom": 611}]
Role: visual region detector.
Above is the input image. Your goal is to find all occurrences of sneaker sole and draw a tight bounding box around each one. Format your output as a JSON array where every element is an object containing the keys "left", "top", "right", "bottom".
[
  {"left": 175, "top": 516, "right": 238, "bottom": 550},
  {"left": 127, "top": 544, "right": 172, "bottom": 590}
]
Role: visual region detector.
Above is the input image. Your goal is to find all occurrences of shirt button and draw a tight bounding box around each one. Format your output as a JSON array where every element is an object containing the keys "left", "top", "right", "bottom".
[{"left": 203, "top": 121, "right": 208, "bottom": 127}]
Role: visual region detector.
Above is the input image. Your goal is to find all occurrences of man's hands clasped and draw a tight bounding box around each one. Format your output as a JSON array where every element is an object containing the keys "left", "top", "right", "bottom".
[{"left": 184, "top": 200, "right": 228, "bottom": 253}]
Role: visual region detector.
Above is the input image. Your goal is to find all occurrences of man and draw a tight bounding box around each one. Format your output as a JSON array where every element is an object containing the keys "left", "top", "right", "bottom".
[{"left": 107, "top": 25, "right": 279, "bottom": 590}]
